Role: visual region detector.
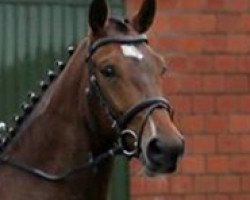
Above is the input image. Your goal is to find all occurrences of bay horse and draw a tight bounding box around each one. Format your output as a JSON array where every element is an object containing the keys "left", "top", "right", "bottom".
[{"left": 0, "top": 0, "right": 184, "bottom": 199}]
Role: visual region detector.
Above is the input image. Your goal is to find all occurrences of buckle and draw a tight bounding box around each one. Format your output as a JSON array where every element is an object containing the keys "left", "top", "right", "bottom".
[
  {"left": 0, "top": 122, "right": 7, "bottom": 144},
  {"left": 119, "top": 129, "right": 138, "bottom": 157}
]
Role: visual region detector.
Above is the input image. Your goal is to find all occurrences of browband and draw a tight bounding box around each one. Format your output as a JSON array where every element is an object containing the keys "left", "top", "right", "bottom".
[{"left": 87, "top": 34, "right": 148, "bottom": 60}]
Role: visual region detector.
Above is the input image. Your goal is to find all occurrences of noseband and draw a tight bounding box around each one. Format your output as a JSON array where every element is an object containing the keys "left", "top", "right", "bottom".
[
  {"left": 86, "top": 34, "right": 174, "bottom": 157},
  {"left": 0, "top": 34, "right": 174, "bottom": 181}
]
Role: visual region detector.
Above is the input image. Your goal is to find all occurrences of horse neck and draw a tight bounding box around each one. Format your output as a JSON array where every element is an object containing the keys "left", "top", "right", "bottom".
[{"left": 3, "top": 39, "right": 114, "bottom": 194}]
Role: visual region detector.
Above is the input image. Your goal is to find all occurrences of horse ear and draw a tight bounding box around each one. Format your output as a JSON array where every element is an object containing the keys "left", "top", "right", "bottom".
[
  {"left": 89, "top": 0, "right": 109, "bottom": 35},
  {"left": 131, "top": 0, "right": 156, "bottom": 33}
]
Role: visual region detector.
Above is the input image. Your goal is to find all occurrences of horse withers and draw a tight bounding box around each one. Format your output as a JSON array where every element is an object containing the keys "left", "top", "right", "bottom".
[{"left": 0, "top": 0, "right": 184, "bottom": 199}]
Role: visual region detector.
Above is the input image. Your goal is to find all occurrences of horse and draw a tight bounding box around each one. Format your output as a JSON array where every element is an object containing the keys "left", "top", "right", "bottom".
[{"left": 0, "top": 0, "right": 185, "bottom": 199}]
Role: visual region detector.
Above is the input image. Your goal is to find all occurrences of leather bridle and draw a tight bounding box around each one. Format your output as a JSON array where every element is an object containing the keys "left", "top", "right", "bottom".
[
  {"left": 86, "top": 34, "right": 174, "bottom": 157},
  {"left": 0, "top": 34, "right": 174, "bottom": 181}
]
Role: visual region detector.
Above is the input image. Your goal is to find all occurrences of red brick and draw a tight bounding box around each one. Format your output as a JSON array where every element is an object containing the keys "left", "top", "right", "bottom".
[
  {"left": 178, "top": 36, "right": 203, "bottom": 53},
  {"left": 214, "top": 55, "right": 237, "bottom": 73},
  {"left": 232, "top": 194, "right": 250, "bottom": 200},
  {"left": 147, "top": 195, "right": 183, "bottom": 200},
  {"left": 153, "top": 36, "right": 179, "bottom": 53},
  {"left": 205, "top": 115, "right": 228, "bottom": 134},
  {"left": 224, "top": 75, "right": 248, "bottom": 93},
  {"left": 229, "top": 115, "right": 250, "bottom": 132},
  {"left": 207, "top": 195, "right": 230, "bottom": 200},
  {"left": 240, "top": 134, "right": 250, "bottom": 152},
  {"left": 151, "top": 14, "right": 170, "bottom": 33},
  {"left": 230, "top": 155, "right": 250, "bottom": 173},
  {"left": 215, "top": 95, "right": 238, "bottom": 114},
  {"left": 179, "top": 115, "right": 204, "bottom": 134},
  {"left": 194, "top": 175, "right": 217, "bottom": 193},
  {"left": 242, "top": 14, "right": 250, "bottom": 31},
  {"left": 177, "top": 0, "right": 207, "bottom": 10},
  {"left": 131, "top": 177, "right": 170, "bottom": 195},
  {"left": 151, "top": 1, "right": 208, "bottom": 13},
  {"left": 181, "top": 155, "right": 205, "bottom": 174},
  {"left": 147, "top": 35, "right": 158, "bottom": 50},
  {"left": 216, "top": 14, "right": 243, "bottom": 33},
  {"left": 180, "top": 75, "right": 203, "bottom": 93},
  {"left": 190, "top": 135, "right": 216, "bottom": 153},
  {"left": 218, "top": 175, "right": 240, "bottom": 192},
  {"left": 227, "top": 35, "right": 249, "bottom": 53},
  {"left": 184, "top": 195, "right": 206, "bottom": 200},
  {"left": 206, "top": 0, "right": 225, "bottom": 11},
  {"left": 167, "top": 15, "right": 187, "bottom": 33},
  {"left": 126, "top": 0, "right": 250, "bottom": 199},
  {"left": 168, "top": 14, "right": 216, "bottom": 32},
  {"left": 169, "top": 95, "right": 192, "bottom": 113},
  {"left": 130, "top": 159, "right": 142, "bottom": 176},
  {"left": 171, "top": 176, "right": 194, "bottom": 194},
  {"left": 150, "top": 36, "right": 204, "bottom": 53},
  {"left": 133, "top": 197, "right": 183, "bottom": 200},
  {"left": 239, "top": 95, "right": 250, "bottom": 113},
  {"left": 192, "top": 95, "right": 215, "bottom": 113},
  {"left": 217, "top": 135, "right": 240, "bottom": 153},
  {"left": 203, "top": 75, "right": 225, "bottom": 93},
  {"left": 163, "top": 75, "right": 181, "bottom": 94},
  {"left": 232, "top": 195, "right": 250, "bottom": 200},
  {"left": 242, "top": 175, "right": 250, "bottom": 192},
  {"left": 157, "top": 0, "right": 179, "bottom": 10},
  {"left": 203, "top": 35, "right": 227, "bottom": 53},
  {"left": 237, "top": 56, "right": 250, "bottom": 73},
  {"left": 184, "top": 135, "right": 194, "bottom": 155},
  {"left": 207, "top": 155, "right": 230, "bottom": 173},
  {"left": 168, "top": 56, "right": 189, "bottom": 73},
  {"left": 224, "top": 0, "right": 249, "bottom": 12},
  {"left": 188, "top": 55, "right": 214, "bottom": 73}
]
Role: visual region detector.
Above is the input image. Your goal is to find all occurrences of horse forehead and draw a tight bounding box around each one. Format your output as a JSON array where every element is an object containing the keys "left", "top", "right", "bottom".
[
  {"left": 96, "top": 43, "right": 148, "bottom": 63},
  {"left": 120, "top": 45, "right": 144, "bottom": 61}
]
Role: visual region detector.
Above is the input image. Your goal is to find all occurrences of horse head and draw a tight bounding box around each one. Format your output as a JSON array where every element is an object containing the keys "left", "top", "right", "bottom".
[{"left": 85, "top": 0, "right": 185, "bottom": 176}]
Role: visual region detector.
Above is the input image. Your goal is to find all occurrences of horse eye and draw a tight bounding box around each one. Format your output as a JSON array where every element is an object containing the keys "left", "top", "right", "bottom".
[{"left": 100, "top": 65, "right": 116, "bottom": 78}]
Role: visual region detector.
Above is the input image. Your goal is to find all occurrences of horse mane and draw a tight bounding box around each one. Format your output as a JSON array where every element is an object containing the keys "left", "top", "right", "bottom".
[
  {"left": 0, "top": 16, "right": 131, "bottom": 152},
  {"left": 0, "top": 39, "right": 90, "bottom": 152}
]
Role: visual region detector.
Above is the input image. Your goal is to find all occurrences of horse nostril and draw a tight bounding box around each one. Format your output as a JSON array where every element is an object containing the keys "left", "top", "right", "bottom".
[
  {"left": 146, "top": 138, "right": 165, "bottom": 164},
  {"left": 148, "top": 139, "right": 163, "bottom": 155},
  {"left": 146, "top": 137, "right": 184, "bottom": 165}
]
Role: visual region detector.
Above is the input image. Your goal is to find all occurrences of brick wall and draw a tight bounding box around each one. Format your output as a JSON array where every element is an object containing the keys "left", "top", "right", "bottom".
[{"left": 125, "top": 0, "right": 250, "bottom": 199}]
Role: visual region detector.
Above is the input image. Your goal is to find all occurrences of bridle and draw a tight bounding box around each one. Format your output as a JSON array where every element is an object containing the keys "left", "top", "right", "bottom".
[
  {"left": 86, "top": 34, "right": 174, "bottom": 157},
  {"left": 0, "top": 34, "right": 174, "bottom": 181}
]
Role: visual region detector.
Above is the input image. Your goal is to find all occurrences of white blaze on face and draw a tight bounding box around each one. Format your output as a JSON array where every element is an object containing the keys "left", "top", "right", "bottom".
[
  {"left": 149, "top": 118, "right": 157, "bottom": 138},
  {"left": 121, "top": 45, "right": 144, "bottom": 60}
]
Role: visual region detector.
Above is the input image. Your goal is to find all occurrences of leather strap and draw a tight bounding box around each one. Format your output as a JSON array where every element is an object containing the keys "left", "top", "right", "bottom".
[
  {"left": 117, "top": 97, "right": 173, "bottom": 129},
  {"left": 87, "top": 34, "right": 148, "bottom": 60}
]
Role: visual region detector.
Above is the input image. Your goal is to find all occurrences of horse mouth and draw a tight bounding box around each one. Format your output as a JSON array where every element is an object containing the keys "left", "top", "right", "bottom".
[
  {"left": 140, "top": 154, "right": 179, "bottom": 177},
  {"left": 145, "top": 162, "right": 177, "bottom": 177}
]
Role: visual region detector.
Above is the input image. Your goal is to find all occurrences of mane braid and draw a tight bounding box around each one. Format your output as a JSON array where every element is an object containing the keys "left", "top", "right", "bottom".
[{"left": 0, "top": 45, "right": 75, "bottom": 151}]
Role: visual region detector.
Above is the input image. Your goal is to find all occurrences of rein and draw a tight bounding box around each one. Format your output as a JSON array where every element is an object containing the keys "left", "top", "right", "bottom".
[
  {"left": 0, "top": 147, "right": 122, "bottom": 181},
  {"left": 0, "top": 34, "right": 174, "bottom": 182}
]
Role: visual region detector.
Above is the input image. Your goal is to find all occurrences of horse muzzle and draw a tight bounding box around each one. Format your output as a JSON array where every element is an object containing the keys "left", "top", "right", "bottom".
[{"left": 143, "top": 136, "right": 185, "bottom": 175}]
